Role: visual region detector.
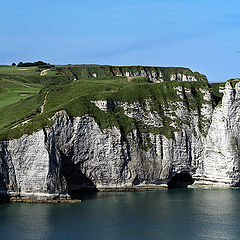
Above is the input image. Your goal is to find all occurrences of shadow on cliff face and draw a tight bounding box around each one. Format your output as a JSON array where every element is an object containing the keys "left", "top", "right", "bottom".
[
  {"left": 167, "top": 171, "right": 194, "bottom": 189},
  {"left": 59, "top": 150, "right": 98, "bottom": 199},
  {"left": 232, "top": 180, "right": 240, "bottom": 187},
  {"left": 0, "top": 173, "right": 9, "bottom": 203}
]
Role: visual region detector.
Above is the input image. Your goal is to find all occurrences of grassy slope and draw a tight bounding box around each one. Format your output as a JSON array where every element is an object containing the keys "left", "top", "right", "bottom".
[
  {"left": 0, "top": 64, "right": 224, "bottom": 141},
  {"left": 0, "top": 66, "right": 41, "bottom": 108},
  {"left": 0, "top": 79, "right": 41, "bottom": 109},
  {"left": 0, "top": 77, "right": 211, "bottom": 140},
  {"left": 0, "top": 65, "right": 73, "bottom": 109}
]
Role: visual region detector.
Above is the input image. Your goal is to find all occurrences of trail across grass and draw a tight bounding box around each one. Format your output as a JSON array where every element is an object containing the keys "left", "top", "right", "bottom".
[{"left": 0, "top": 65, "right": 62, "bottom": 109}]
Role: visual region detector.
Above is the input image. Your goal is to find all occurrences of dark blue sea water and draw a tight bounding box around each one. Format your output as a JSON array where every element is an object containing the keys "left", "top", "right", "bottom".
[{"left": 1, "top": 189, "right": 240, "bottom": 240}]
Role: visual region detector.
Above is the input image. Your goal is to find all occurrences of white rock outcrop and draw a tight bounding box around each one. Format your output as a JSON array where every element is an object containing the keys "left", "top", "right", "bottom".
[
  {"left": 193, "top": 82, "right": 240, "bottom": 186},
  {"left": 119, "top": 70, "right": 200, "bottom": 83}
]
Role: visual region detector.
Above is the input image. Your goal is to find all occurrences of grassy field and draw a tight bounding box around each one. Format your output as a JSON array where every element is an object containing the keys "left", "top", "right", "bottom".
[
  {"left": 0, "top": 78, "right": 41, "bottom": 109},
  {"left": 0, "top": 66, "right": 42, "bottom": 108},
  {"left": 0, "top": 65, "right": 70, "bottom": 109}
]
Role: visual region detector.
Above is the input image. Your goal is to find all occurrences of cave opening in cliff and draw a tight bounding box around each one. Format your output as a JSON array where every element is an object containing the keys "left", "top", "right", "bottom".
[
  {"left": 167, "top": 171, "right": 194, "bottom": 189},
  {"left": 59, "top": 150, "right": 98, "bottom": 199},
  {"left": 0, "top": 173, "right": 10, "bottom": 203}
]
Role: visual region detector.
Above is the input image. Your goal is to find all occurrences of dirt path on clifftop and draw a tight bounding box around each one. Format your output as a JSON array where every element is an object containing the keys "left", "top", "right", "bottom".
[
  {"left": 11, "top": 91, "right": 49, "bottom": 129},
  {"left": 40, "top": 91, "right": 49, "bottom": 114},
  {"left": 40, "top": 69, "right": 49, "bottom": 76}
]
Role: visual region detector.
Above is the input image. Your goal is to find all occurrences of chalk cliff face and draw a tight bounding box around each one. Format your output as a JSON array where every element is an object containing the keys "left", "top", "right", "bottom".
[
  {"left": 194, "top": 82, "right": 240, "bottom": 186},
  {"left": 1, "top": 81, "right": 240, "bottom": 200},
  {"left": 114, "top": 69, "right": 200, "bottom": 83}
]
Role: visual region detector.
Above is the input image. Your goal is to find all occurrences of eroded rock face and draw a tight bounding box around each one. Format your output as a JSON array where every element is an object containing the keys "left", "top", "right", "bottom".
[
  {"left": 121, "top": 70, "right": 200, "bottom": 83},
  {"left": 0, "top": 111, "right": 203, "bottom": 197},
  {"left": 1, "top": 81, "right": 240, "bottom": 199},
  {"left": 194, "top": 82, "right": 240, "bottom": 186}
]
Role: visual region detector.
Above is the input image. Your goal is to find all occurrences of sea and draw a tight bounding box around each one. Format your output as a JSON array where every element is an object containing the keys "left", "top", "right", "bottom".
[{"left": 0, "top": 189, "right": 240, "bottom": 240}]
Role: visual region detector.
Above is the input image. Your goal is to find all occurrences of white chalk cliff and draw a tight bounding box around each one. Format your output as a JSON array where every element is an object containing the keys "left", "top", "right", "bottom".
[{"left": 1, "top": 81, "right": 240, "bottom": 200}]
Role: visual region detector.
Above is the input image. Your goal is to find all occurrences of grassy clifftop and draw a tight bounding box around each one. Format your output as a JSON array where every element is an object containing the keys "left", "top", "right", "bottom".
[
  {"left": 0, "top": 64, "right": 218, "bottom": 141},
  {"left": 0, "top": 64, "right": 207, "bottom": 109},
  {"left": 56, "top": 64, "right": 207, "bottom": 82}
]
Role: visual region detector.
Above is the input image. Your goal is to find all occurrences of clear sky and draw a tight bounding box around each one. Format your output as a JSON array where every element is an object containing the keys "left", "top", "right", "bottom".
[{"left": 1, "top": 0, "right": 240, "bottom": 82}]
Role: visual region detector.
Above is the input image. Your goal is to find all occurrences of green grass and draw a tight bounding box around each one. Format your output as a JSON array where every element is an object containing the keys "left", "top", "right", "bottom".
[
  {"left": 0, "top": 78, "right": 41, "bottom": 109},
  {"left": 0, "top": 65, "right": 71, "bottom": 109},
  {"left": 0, "top": 64, "right": 223, "bottom": 141},
  {"left": 0, "top": 75, "right": 214, "bottom": 141},
  {"left": 0, "top": 66, "right": 38, "bottom": 75},
  {"left": 0, "top": 65, "right": 68, "bottom": 85}
]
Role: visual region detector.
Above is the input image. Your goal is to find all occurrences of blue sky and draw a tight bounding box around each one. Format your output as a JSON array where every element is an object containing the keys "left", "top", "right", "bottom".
[{"left": 1, "top": 0, "right": 240, "bottom": 82}]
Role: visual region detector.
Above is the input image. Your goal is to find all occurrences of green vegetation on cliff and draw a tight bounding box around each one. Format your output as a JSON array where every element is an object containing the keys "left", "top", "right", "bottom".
[
  {"left": 0, "top": 64, "right": 220, "bottom": 141},
  {"left": 55, "top": 64, "right": 207, "bottom": 82}
]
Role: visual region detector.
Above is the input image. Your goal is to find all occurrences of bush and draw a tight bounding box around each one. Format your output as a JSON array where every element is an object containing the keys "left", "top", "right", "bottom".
[{"left": 17, "top": 61, "right": 50, "bottom": 67}]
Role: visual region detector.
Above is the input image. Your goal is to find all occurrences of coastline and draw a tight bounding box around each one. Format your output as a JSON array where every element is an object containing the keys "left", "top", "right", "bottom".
[{"left": 1, "top": 184, "right": 239, "bottom": 204}]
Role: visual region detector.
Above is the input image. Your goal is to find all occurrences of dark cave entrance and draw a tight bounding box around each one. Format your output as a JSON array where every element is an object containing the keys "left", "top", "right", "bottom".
[
  {"left": 167, "top": 171, "right": 194, "bottom": 189},
  {"left": 0, "top": 174, "right": 9, "bottom": 203},
  {"left": 59, "top": 150, "right": 98, "bottom": 199}
]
